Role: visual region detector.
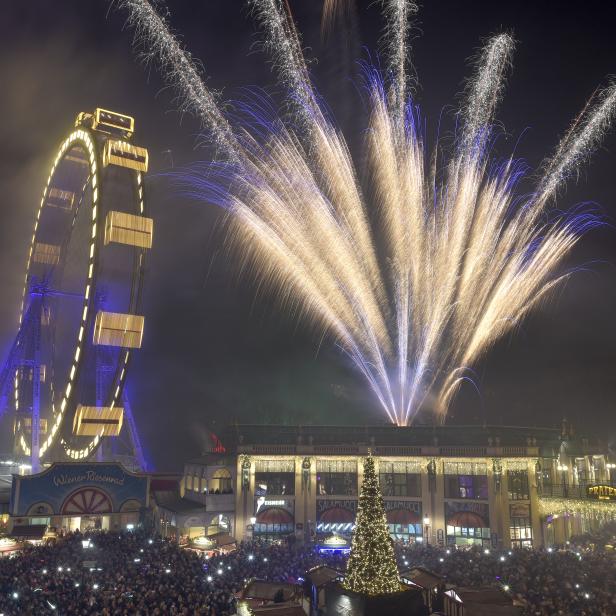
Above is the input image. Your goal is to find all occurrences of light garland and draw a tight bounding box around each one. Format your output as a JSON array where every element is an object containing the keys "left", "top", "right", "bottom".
[
  {"left": 538, "top": 497, "right": 616, "bottom": 519},
  {"left": 344, "top": 455, "right": 400, "bottom": 596}
]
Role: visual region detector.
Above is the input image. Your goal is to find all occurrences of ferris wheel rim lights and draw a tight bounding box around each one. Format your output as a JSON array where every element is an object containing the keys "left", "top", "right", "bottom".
[{"left": 16, "top": 110, "right": 150, "bottom": 464}]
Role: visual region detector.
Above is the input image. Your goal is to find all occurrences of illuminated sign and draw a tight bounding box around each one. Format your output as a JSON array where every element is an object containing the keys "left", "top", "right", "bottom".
[
  {"left": 255, "top": 498, "right": 292, "bottom": 514},
  {"left": 587, "top": 485, "right": 616, "bottom": 500},
  {"left": 322, "top": 534, "right": 348, "bottom": 547}
]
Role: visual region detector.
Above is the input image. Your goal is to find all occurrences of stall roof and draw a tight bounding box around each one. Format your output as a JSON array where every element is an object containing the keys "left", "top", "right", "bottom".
[
  {"left": 238, "top": 580, "right": 298, "bottom": 602},
  {"left": 10, "top": 524, "right": 47, "bottom": 539},
  {"left": 400, "top": 566, "right": 444, "bottom": 589},
  {"left": 456, "top": 587, "right": 513, "bottom": 605},
  {"left": 250, "top": 605, "right": 305, "bottom": 616},
  {"left": 450, "top": 587, "right": 522, "bottom": 615},
  {"left": 307, "top": 565, "right": 343, "bottom": 588}
]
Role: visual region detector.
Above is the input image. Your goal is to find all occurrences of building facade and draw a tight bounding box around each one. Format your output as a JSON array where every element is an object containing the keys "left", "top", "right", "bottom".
[
  {"left": 9, "top": 462, "right": 149, "bottom": 533},
  {"left": 180, "top": 423, "right": 616, "bottom": 549},
  {"left": 176, "top": 455, "right": 237, "bottom": 539}
]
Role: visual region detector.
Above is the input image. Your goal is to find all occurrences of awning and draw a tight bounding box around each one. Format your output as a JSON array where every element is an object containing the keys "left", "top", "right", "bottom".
[
  {"left": 387, "top": 508, "right": 420, "bottom": 525},
  {"left": 257, "top": 508, "right": 294, "bottom": 525},
  {"left": 447, "top": 511, "right": 486, "bottom": 528},
  {"left": 10, "top": 524, "right": 47, "bottom": 539},
  {"left": 319, "top": 507, "right": 354, "bottom": 523}
]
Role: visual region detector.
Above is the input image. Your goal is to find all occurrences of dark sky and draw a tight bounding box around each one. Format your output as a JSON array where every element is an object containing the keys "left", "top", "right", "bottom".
[{"left": 1, "top": 1, "right": 615, "bottom": 470}]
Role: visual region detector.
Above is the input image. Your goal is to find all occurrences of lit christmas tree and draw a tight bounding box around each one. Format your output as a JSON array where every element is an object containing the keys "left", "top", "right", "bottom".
[{"left": 344, "top": 454, "right": 400, "bottom": 595}]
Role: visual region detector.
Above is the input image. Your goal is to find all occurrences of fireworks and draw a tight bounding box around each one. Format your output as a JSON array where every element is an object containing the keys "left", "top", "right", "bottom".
[
  {"left": 382, "top": 0, "right": 418, "bottom": 114},
  {"left": 321, "top": 0, "right": 354, "bottom": 37},
  {"left": 123, "top": 0, "right": 615, "bottom": 425},
  {"left": 122, "top": 0, "right": 238, "bottom": 159}
]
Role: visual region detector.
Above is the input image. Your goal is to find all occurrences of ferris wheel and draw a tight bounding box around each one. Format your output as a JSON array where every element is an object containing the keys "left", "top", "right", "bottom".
[{"left": 0, "top": 108, "right": 153, "bottom": 471}]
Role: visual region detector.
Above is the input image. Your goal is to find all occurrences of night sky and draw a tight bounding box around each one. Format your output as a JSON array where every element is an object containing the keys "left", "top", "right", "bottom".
[{"left": 1, "top": 1, "right": 615, "bottom": 470}]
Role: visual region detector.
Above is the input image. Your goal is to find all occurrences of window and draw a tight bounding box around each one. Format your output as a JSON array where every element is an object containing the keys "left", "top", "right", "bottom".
[
  {"left": 575, "top": 458, "right": 588, "bottom": 485},
  {"left": 541, "top": 463, "right": 553, "bottom": 486},
  {"left": 444, "top": 475, "right": 488, "bottom": 499},
  {"left": 446, "top": 525, "right": 491, "bottom": 547},
  {"left": 507, "top": 470, "right": 529, "bottom": 500},
  {"left": 254, "top": 472, "right": 295, "bottom": 495},
  {"left": 210, "top": 468, "right": 233, "bottom": 494},
  {"left": 253, "top": 522, "right": 294, "bottom": 538},
  {"left": 379, "top": 462, "right": 421, "bottom": 497},
  {"left": 389, "top": 523, "right": 422, "bottom": 541},
  {"left": 510, "top": 504, "right": 533, "bottom": 548},
  {"left": 317, "top": 460, "right": 357, "bottom": 496},
  {"left": 444, "top": 462, "right": 488, "bottom": 500},
  {"left": 592, "top": 457, "right": 605, "bottom": 483}
]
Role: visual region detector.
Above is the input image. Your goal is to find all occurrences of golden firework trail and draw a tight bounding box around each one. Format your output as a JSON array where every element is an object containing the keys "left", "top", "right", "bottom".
[
  {"left": 123, "top": 0, "right": 616, "bottom": 425},
  {"left": 321, "top": 0, "right": 356, "bottom": 38}
]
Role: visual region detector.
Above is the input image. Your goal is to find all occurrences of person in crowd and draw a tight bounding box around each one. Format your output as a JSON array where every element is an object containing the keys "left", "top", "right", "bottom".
[{"left": 0, "top": 523, "right": 615, "bottom": 615}]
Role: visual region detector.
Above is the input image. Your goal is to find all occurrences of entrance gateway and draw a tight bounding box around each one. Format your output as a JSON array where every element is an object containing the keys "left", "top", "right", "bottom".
[{"left": 9, "top": 462, "right": 149, "bottom": 533}]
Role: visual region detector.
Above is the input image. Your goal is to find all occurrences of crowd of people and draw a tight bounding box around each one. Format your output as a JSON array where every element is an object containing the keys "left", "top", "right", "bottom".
[
  {"left": 396, "top": 530, "right": 616, "bottom": 616},
  {"left": 0, "top": 524, "right": 615, "bottom": 615}
]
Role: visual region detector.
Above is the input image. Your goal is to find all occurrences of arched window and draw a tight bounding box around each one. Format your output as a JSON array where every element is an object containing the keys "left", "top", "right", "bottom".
[{"left": 210, "top": 468, "right": 233, "bottom": 494}]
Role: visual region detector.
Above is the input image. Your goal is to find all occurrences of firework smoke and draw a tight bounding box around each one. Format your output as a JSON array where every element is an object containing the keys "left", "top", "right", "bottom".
[{"left": 124, "top": 1, "right": 615, "bottom": 425}]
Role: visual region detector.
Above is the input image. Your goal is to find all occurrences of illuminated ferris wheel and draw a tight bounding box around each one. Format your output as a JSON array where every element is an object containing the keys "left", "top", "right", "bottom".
[{"left": 0, "top": 109, "right": 153, "bottom": 471}]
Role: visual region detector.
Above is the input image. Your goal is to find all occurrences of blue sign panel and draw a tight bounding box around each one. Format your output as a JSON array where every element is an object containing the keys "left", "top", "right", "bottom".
[{"left": 11, "top": 463, "right": 148, "bottom": 516}]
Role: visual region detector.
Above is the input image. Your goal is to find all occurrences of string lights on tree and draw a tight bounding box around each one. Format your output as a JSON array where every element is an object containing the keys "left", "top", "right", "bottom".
[{"left": 344, "top": 454, "right": 400, "bottom": 595}]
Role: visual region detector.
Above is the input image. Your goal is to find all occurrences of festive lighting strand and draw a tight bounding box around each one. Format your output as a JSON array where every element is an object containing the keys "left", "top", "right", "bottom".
[
  {"left": 121, "top": 0, "right": 239, "bottom": 160},
  {"left": 344, "top": 455, "right": 400, "bottom": 595}
]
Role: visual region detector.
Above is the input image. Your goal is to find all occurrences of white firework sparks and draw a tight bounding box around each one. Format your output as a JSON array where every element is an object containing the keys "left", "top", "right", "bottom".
[
  {"left": 124, "top": 1, "right": 615, "bottom": 425},
  {"left": 382, "top": 0, "right": 418, "bottom": 115},
  {"left": 461, "top": 33, "right": 514, "bottom": 153},
  {"left": 121, "top": 0, "right": 239, "bottom": 159},
  {"left": 536, "top": 83, "right": 616, "bottom": 206}
]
